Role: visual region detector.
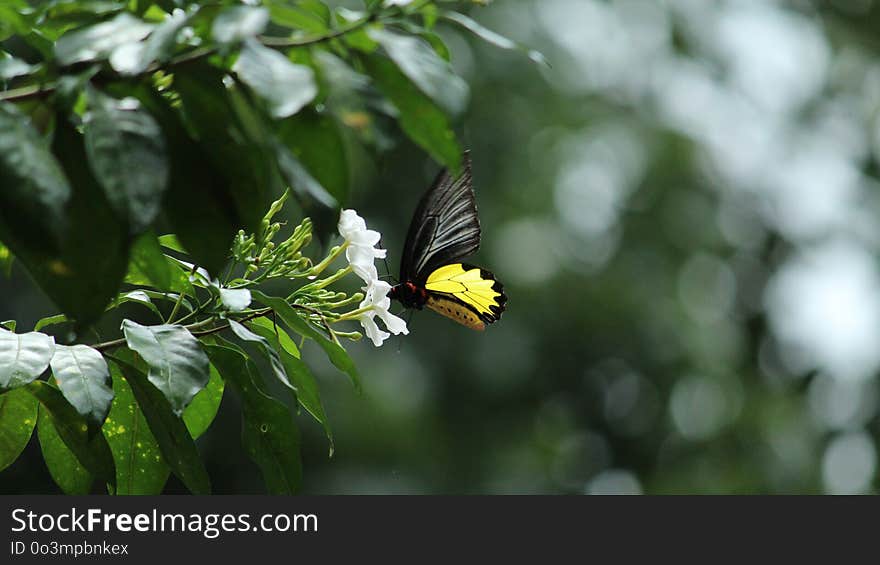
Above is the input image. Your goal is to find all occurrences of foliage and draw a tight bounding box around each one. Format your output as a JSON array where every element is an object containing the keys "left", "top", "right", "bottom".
[{"left": 0, "top": 0, "right": 539, "bottom": 494}]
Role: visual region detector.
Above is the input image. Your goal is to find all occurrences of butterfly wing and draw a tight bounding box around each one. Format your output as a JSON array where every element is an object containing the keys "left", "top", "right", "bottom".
[
  {"left": 399, "top": 153, "right": 481, "bottom": 284},
  {"left": 423, "top": 263, "right": 507, "bottom": 329}
]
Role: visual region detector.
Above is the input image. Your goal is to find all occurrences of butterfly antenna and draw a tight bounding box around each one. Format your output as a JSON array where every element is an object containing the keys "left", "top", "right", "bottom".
[{"left": 378, "top": 239, "right": 396, "bottom": 283}]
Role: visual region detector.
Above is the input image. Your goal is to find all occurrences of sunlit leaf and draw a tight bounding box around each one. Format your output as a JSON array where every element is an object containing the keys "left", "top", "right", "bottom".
[
  {"left": 212, "top": 6, "right": 268, "bottom": 45},
  {"left": 368, "top": 28, "right": 469, "bottom": 117},
  {"left": 0, "top": 327, "right": 55, "bottom": 389},
  {"left": 37, "top": 409, "right": 93, "bottom": 494},
  {"left": 442, "top": 11, "right": 548, "bottom": 67},
  {"left": 362, "top": 52, "right": 462, "bottom": 172},
  {"left": 251, "top": 290, "right": 361, "bottom": 391},
  {"left": 182, "top": 364, "right": 224, "bottom": 439},
  {"left": 121, "top": 320, "right": 210, "bottom": 415},
  {"left": 111, "top": 8, "right": 188, "bottom": 75},
  {"left": 103, "top": 364, "right": 170, "bottom": 495},
  {"left": 26, "top": 381, "right": 115, "bottom": 482},
  {"left": 54, "top": 13, "right": 152, "bottom": 66},
  {"left": 234, "top": 39, "right": 317, "bottom": 119},
  {"left": 50, "top": 344, "right": 114, "bottom": 423},
  {"left": 0, "top": 388, "right": 38, "bottom": 472},
  {"left": 108, "top": 357, "right": 210, "bottom": 494},
  {"left": 33, "top": 315, "right": 66, "bottom": 333}
]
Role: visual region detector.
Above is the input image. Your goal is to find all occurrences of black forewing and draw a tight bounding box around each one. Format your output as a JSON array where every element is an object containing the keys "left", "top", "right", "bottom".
[{"left": 399, "top": 153, "right": 481, "bottom": 283}]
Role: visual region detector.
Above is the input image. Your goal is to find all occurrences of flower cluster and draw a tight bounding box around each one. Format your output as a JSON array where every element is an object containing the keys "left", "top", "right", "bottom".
[{"left": 338, "top": 210, "right": 409, "bottom": 346}]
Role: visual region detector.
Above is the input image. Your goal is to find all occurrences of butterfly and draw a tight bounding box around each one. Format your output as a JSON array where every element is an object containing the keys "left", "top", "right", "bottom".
[{"left": 389, "top": 153, "right": 507, "bottom": 330}]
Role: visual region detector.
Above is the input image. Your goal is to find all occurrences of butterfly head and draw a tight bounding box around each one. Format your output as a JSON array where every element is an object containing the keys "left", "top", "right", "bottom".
[{"left": 389, "top": 281, "right": 427, "bottom": 310}]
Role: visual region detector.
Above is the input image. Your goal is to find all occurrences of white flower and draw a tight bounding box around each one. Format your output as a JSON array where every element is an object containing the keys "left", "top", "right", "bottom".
[
  {"left": 357, "top": 279, "right": 409, "bottom": 347},
  {"left": 338, "top": 209, "right": 386, "bottom": 284},
  {"left": 219, "top": 287, "right": 252, "bottom": 312}
]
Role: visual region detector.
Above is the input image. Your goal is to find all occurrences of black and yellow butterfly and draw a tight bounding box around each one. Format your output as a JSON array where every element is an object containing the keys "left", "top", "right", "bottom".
[{"left": 389, "top": 153, "right": 507, "bottom": 330}]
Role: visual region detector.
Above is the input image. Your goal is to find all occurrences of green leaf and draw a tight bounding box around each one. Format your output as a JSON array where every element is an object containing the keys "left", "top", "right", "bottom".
[
  {"left": 111, "top": 8, "right": 188, "bottom": 75},
  {"left": 274, "top": 143, "right": 338, "bottom": 216},
  {"left": 368, "top": 28, "right": 469, "bottom": 117},
  {"left": 121, "top": 320, "right": 210, "bottom": 415},
  {"left": 234, "top": 39, "right": 317, "bottom": 119},
  {"left": 277, "top": 109, "right": 349, "bottom": 204},
  {"left": 205, "top": 343, "right": 302, "bottom": 494},
  {"left": 0, "top": 320, "right": 15, "bottom": 332},
  {"left": 0, "top": 327, "right": 55, "bottom": 389},
  {"left": 108, "top": 357, "right": 210, "bottom": 494},
  {"left": 34, "top": 315, "right": 67, "bottom": 332},
  {"left": 362, "top": 53, "right": 462, "bottom": 172},
  {"left": 267, "top": 0, "right": 329, "bottom": 33},
  {"left": 167, "top": 66, "right": 278, "bottom": 272},
  {"left": 248, "top": 318, "right": 333, "bottom": 450},
  {"left": 228, "top": 319, "right": 291, "bottom": 396},
  {"left": 36, "top": 114, "right": 131, "bottom": 325},
  {"left": 84, "top": 88, "right": 169, "bottom": 234},
  {"left": 126, "top": 232, "right": 193, "bottom": 295},
  {"left": 182, "top": 364, "right": 224, "bottom": 439},
  {"left": 108, "top": 290, "right": 162, "bottom": 319},
  {"left": 49, "top": 344, "right": 114, "bottom": 423},
  {"left": 251, "top": 290, "right": 361, "bottom": 391},
  {"left": 0, "top": 240, "right": 12, "bottom": 277},
  {"left": 157, "top": 234, "right": 185, "bottom": 253},
  {"left": 37, "top": 409, "right": 93, "bottom": 494},
  {"left": 54, "top": 13, "right": 152, "bottom": 66},
  {"left": 26, "top": 381, "right": 115, "bottom": 482},
  {"left": 103, "top": 363, "right": 169, "bottom": 494},
  {"left": 212, "top": 6, "right": 269, "bottom": 45},
  {"left": 0, "top": 388, "right": 38, "bottom": 472},
  {"left": 0, "top": 103, "right": 71, "bottom": 255},
  {"left": 0, "top": 55, "right": 35, "bottom": 79},
  {"left": 442, "top": 11, "right": 548, "bottom": 67}
]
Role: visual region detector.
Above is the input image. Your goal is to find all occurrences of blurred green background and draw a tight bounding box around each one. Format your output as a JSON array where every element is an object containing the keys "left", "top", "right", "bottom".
[{"left": 7, "top": 0, "right": 880, "bottom": 494}]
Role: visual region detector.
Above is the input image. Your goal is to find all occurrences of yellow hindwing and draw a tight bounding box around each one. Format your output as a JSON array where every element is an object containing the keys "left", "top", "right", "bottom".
[{"left": 424, "top": 263, "right": 507, "bottom": 329}]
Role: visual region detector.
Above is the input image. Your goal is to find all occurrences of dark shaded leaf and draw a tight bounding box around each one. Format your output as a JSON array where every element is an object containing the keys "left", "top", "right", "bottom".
[
  {"left": 228, "top": 319, "right": 292, "bottom": 397},
  {"left": 0, "top": 103, "right": 70, "bottom": 255},
  {"left": 249, "top": 317, "right": 333, "bottom": 450},
  {"left": 84, "top": 88, "right": 169, "bottom": 234},
  {"left": 205, "top": 343, "right": 302, "bottom": 494},
  {"left": 277, "top": 109, "right": 349, "bottom": 204}
]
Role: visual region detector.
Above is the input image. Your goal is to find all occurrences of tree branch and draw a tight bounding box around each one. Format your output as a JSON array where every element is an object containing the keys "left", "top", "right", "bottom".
[
  {"left": 91, "top": 307, "right": 272, "bottom": 352},
  {"left": 0, "top": 14, "right": 376, "bottom": 104}
]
